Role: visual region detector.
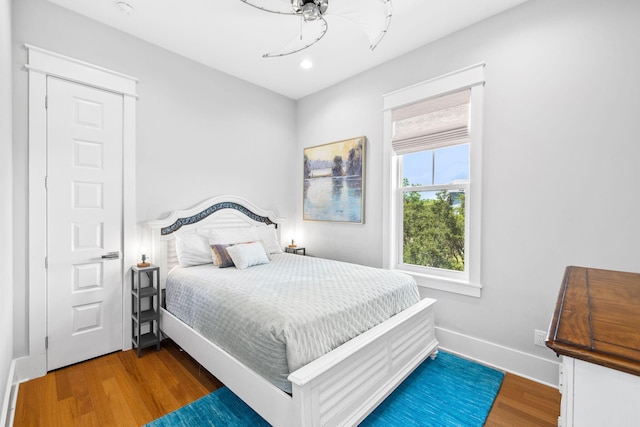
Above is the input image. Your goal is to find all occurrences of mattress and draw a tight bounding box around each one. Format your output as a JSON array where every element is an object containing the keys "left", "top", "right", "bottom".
[{"left": 165, "top": 253, "right": 420, "bottom": 393}]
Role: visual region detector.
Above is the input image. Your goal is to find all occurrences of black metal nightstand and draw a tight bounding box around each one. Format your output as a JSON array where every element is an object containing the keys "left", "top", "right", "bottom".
[
  {"left": 131, "top": 264, "right": 161, "bottom": 357},
  {"left": 285, "top": 246, "right": 306, "bottom": 255}
]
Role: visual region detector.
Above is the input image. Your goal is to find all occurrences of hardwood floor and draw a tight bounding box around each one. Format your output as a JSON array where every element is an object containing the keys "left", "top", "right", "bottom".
[
  {"left": 484, "top": 373, "right": 560, "bottom": 426},
  {"left": 14, "top": 341, "right": 560, "bottom": 426},
  {"left": 14, "top": 341, "right": 221, "bottom": 427}
]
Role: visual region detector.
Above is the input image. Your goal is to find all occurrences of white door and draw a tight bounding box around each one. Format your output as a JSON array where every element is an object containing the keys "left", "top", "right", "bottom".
[{"left": 46, "top": 77, "right": 124, "bottom": 370}]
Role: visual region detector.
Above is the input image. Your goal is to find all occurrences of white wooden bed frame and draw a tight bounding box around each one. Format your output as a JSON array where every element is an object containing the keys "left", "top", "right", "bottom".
[{"left": 147, "top": 195, "right": 438, "bottom": 427}]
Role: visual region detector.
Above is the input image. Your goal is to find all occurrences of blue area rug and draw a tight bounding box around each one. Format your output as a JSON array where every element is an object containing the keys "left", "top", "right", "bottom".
[{"left": 146, "top": 352, "right": 504, "bottom": 427}]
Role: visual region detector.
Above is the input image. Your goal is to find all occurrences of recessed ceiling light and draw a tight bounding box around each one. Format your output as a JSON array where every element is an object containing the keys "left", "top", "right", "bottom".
[
  {"left": 299, "top": 59, "right": 313, "bottom": 70},
  {"left": 116, "top": 1, "right": 134, "bottom": 15}
]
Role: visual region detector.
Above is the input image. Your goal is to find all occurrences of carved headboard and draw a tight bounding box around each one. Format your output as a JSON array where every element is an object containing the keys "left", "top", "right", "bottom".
[{"left": 147, "top": 195, "right": 285, "bottom": 288}]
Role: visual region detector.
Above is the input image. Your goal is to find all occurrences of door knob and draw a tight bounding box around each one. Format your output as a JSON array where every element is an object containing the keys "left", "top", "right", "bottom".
[{"left": 101, "top": 251, "right": 120, "bottom": 259}]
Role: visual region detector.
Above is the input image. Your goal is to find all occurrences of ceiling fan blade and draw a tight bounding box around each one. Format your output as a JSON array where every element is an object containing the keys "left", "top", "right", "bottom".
[
  {"left": 263, "top": 17, "right": 328, "bottom": 57},
  {"left": 239, "top": 0, "right": 297, "bottom": 15},
  {"left": 330, "top": 0, "right": 392, "bottom": 50}
]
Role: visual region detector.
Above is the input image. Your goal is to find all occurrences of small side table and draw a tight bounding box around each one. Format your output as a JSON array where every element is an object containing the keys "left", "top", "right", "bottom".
[
  {"left": 285, "top": 246, "right": 306, "bottom": 255},
  {"left": 131, "top": 264, "right": 161, "bottom": 357}
]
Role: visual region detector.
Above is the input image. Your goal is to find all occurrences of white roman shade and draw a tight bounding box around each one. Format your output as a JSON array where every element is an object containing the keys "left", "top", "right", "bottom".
[{"left": 392, "top": 89, "right": 471, "bottom": 155}]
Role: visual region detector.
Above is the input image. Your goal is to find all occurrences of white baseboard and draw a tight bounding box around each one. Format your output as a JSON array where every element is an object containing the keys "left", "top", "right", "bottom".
[
  {"left": 1, "top": 360, "right": 16, "bottom": 427},
  {"left": 13, "top": 354, "right": 46, "bottom": 384},
  {"left": 436, "top": 326, "right": 560, "bottom": 388}
]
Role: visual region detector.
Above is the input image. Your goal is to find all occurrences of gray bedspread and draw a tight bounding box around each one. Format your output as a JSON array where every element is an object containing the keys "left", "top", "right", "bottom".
[{"left": 165, "top": 253, "right": 420, "bottom": 393}]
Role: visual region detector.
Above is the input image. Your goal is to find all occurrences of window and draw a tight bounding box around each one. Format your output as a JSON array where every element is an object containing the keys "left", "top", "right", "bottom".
[
  {"left": 400, "top": 145, "right": 468, "bottom": 272},
  {"left": 396, "top": 90, "right": 470, "bottom": 273},
  {"left": 383, "top": 64, "right": 484, "bottom": 297}
]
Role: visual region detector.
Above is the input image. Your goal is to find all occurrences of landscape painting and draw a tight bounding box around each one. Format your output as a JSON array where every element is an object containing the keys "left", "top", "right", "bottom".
[{"left": 303, "top": 136, "right": 365, "bottom": 223}]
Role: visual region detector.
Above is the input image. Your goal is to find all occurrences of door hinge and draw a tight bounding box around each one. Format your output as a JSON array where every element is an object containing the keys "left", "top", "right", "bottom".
[
  {"left": 45, "top": 96, "right": 48, "bottom": 109},
  {"left": 45, "top": 336, "right": 48, "bottom": 350},
  {"left": 45, "top": 256, "right": 48, "bottom": 269},
  {"left": 44, "top": 176, "right": 48, "bottom": 189}
]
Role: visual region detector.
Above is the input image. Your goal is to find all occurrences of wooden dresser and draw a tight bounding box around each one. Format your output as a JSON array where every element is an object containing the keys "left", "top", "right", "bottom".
[{"left": 547, "top": 266, "right": 640, "bottom": 427}]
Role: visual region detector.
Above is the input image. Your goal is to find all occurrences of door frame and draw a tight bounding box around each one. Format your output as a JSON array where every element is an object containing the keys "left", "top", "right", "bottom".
[{"left": 23, "top": 45, "right": 138, "bottom": 379}]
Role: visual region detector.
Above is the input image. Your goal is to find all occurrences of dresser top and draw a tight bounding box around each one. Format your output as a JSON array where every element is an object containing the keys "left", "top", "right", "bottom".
[{"left": 547, "top": 266, "right": 640, "bottom": 376}]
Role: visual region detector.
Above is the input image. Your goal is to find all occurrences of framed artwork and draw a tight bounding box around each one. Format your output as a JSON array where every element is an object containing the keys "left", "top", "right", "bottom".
[{"left": 303, "top": 136, "right": 366, "bottom": 223}]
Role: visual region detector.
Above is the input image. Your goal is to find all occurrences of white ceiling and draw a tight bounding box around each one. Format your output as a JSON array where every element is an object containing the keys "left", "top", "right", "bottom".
[{"left": 47, "top": 0, "right": 528, "bottom": 99}]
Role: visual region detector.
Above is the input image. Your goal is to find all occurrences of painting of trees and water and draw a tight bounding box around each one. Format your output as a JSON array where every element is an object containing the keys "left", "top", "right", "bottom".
[{"left": 303, "top": 137, "right": 365, "bottom": 223}]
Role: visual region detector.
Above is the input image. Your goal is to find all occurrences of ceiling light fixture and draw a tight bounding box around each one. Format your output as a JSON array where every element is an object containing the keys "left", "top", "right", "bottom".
[
  {"left": 299, "top": 59, "right": 313, "bottom": 69},
  {"left": 240, "top": 0, "right": 392, "bottom": 58},
  {"left": 298, "top": 0, "right": 326, "bottom": 21},
  {"left": 301, "top": 3, "right": 320, "bottom": 21},
  {"left": 116, "top": 1, "right": 134, "bottom": 15}
]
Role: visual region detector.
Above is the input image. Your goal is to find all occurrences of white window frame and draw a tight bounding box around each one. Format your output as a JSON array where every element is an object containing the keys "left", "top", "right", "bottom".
[{"left": 382, "top": 64, "right": 484, "bottom": 297}]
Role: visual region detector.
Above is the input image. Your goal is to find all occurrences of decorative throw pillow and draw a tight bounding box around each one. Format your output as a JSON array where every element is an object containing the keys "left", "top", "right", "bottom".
[
  {"left": 210, "top": 244, "right": 235, "bottom": 268},
  {"left": 225, "top": 242, "right": 270, "bottom": 270}
]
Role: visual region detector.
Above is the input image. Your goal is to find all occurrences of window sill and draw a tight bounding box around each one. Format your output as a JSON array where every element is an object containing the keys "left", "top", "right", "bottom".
[{"left": 395, "top": 269, "right": 482, "bottom": 298}]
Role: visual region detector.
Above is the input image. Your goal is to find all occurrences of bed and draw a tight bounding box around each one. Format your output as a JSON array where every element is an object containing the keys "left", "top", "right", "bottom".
[{"left": 148, "top": 195, "right": 438, "bottom": 427}]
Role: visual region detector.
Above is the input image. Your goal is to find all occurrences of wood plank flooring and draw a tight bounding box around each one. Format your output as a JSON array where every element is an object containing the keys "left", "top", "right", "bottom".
[
  {"left": 484, "top": 373, "right": 559, "bottom": 426},
  {"left": 14, "top": 341, "right": 221, "bottom": 427},
  {"left": 14, "top": 341, "right": 559, "bottom": 426}
]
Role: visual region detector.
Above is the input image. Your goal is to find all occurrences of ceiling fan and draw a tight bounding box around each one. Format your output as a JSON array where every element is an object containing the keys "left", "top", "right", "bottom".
[{"left": 240, "top": 0, "right": 393, "bottom": 57}]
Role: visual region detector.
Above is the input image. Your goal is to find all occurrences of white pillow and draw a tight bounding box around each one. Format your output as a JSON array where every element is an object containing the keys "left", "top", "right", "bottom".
[
  {"left": 225, "top": 242, "right": 270, "bottom": 270},
  {"left": 255, "top": 224, "right": 283, "bottom": 254},
  {"left": 174, "top": 231, "right": 214, "bottom": 267},
  {"left": 209, "top": 227, "right": 258, "bottom": 245}
]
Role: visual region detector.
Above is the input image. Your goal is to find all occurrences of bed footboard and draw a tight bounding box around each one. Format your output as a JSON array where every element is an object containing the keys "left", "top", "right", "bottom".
[
  {"left": 161, "top": 297, "right": 437, "bottom": 427},
  {"left": 289, "top": 297, "right": 438, "bottom": 427}
]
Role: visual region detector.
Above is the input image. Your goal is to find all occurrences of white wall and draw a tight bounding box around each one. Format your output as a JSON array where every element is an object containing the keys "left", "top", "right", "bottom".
[
  {"left": 296, "top": 0, "right": 640, "bottom": 384},
  {"left": 11, "top": 0, "right": 297, "bottom": 359},
  {"left": 0, "top": 0, "right": 14, "bottom": 418}
]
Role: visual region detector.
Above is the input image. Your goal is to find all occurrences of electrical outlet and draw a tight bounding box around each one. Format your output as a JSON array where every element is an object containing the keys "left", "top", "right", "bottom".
[{"left": 534, "top": 329, "right": 547, "bottom": 347}]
